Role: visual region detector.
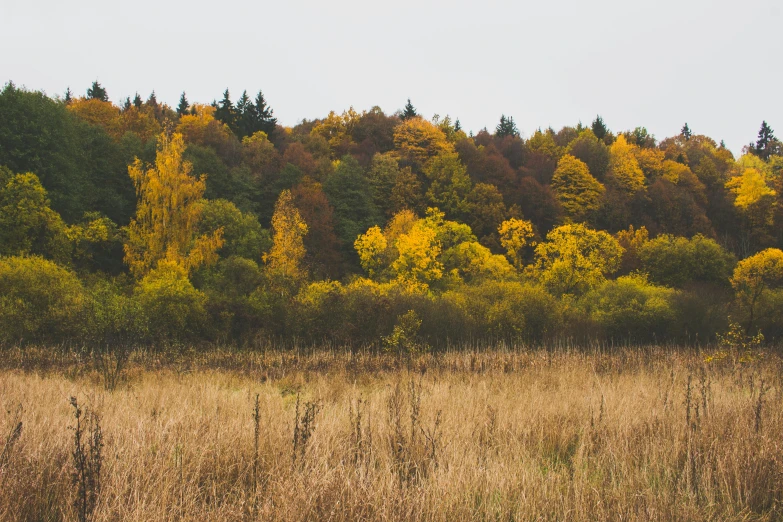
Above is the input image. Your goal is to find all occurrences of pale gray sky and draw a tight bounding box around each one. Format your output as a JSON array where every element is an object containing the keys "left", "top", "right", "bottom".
[{"left": 2, "top": 0, "right": 781, "bottom": 155}]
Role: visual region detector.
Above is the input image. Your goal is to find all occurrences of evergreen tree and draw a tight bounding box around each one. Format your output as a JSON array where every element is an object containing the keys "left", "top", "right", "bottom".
[
  {"left": 495, "top": 115, "right": 519, "bottom": 138},
  {"left": 215, "top": 88, "right": 237, "bottom": 131},
  {"left": 755, "top": 121, "right": 779, "bottom": 160},
  {"left": 254, "top": 90, "right": 277, "bottom": 135},
  {"left": 64, "top": 87, "right": 72, "bottom": 104},
  {"left": 146, "top": 91, "right": 162, "bottom": 122},
  {"left": 235, "top": 90, "right": 255, "bottom": 138},
  {"left": 133, "top": 93, "right": 143, "bottom": 109},
  {"left": 401, "top": 98, "right": 417, "bottom": 120},
  {"left": 591, "top": 115, "right": 607, "bottom": 140},
  {"left": 177, "top": 92, "right": 189, "bottom": 116},
  {"left": 122, "top": 97, "right": 132, "bottom": 111},
  {"left": 454, "top": 118, "right": 461, "bottom": 132},
  {"left": 681, "top": 123, "right": 691, "bottom": 141},
  {"left": 86, "top": 81, "right": 108, "bottom": 102}
]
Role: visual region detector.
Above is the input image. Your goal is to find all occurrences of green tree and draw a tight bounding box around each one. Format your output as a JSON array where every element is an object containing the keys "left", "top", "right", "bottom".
[
  {"left": 681, "top": 123, "right": 692, "bottom": 141},
  {"left": 495, "top": 115, "right": 519, "bottom": 138},
  {"left": 177, "top": 92, "right": 189, "bottom": 116},
  {"left": 198, "top": 199, "right": 271, "bottom": 261},
  {"left": 215, "top": 88, "right": 237, "bottom": 132},
  {"left": 254, "top": 90, "right": 277, "bottom": 136},
  {"left": 424, "top": 151, "right": 472, "bottom": 218},
  {"left": 638, "top": 234, "right": 736, "bottom": 288},
  {"left": 0, "top": 167, "right": 71, "bottom": 264},
  {"left": 0, "top": 256, "right": 86, "bottom": 344},
  {"left": 87, "top": 80, "right": 108, "bottom": 102},
  {"left": 401, "top": 98, "right": 417, "bottom": 120},
  {"left": 323, "top": 155, "right": 381, "bottom": 247},
  {"left": 591, "top": 115, "right": 608, "bottom": 141},
  {"left": 755, "top": 121, "right": 780, "bottom": 160}
]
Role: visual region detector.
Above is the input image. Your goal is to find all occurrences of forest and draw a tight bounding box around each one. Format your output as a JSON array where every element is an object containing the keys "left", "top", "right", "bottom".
[{"left": 1, "top": 80, "right": 783, "bottom": 350}]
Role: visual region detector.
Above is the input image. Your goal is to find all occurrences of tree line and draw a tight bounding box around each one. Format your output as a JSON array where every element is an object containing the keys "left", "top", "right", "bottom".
[{"left": 1, "top": 80, "right": 782, "bottom": 349}]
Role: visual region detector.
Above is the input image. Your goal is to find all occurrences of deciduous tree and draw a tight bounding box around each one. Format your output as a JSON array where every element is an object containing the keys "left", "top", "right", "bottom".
[{"left": 125, "top": 132, "right": 224, "bottom": 277}]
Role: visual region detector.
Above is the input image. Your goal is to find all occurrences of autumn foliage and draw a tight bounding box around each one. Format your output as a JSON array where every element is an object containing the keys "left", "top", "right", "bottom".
[{"left": 1, "top": 80, "right": 783, "bottom": 345}]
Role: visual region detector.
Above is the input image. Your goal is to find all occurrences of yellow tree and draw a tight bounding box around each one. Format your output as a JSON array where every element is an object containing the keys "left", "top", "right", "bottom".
[
  {"left": 609, "top": 134, "right": 646, "bottom": 194},
  {"left": 534, "top": 223, "right": 624, "bottom": 296},
  {"left": 391, "top": 220, "right": 443, "bottom": 287},
  {"left": 730, "top": 248, "right": 783, "bottom": 333},
  {"left": 125, "top": 132, "right": 223, "bottom": 278},
  {"left": 551, "top": 154, "right": 605, "bottom": 222},
  {"left": 726, "top": 162, "right": 777, "bottom": 247},
  {"left": 393, "top": 117, "right": 453, "bottom": 168},
  {"left": 264, "top": 189, "right": 309, "bottom": 283},
  {"left": 354, "top": 225, "right": 387, "bottom": 278},
  {"left": 498, "top": 218, "right": 535, "bottom": 269}
]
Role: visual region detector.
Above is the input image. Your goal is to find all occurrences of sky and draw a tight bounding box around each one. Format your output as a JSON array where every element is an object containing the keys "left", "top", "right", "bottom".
[{"left": 2, "top": 0, "right": 781, "bottom": 155}]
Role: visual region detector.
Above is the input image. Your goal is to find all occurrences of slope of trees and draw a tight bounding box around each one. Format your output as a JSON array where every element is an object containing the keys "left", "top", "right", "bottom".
[{"left": 1, "top": 81, "right": 782, "bottom": 347}]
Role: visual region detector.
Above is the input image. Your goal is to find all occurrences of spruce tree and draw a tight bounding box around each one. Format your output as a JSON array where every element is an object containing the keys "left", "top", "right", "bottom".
[
  {"left": 64, "top": 87, "right": 72, "bottom": 104},
  {"left": 86, "top": 81, "right": 108, "bottom": 102},
  {"left": 495, "top": 115, "right": 519, "bottom": 138},
  {"left": 122, "top": 97, "right": 132, "bottom": 111},
  {"left": 177, "top": 92, "right": 189, "bottom": 116},
  {"left": 215, "top": 89, "right": 236, "bottom": 131},
  {"left": 591, "top": 115, "right": 607, "bottom": 140},
  {"left": 254, "top": 90, "right": 277, "bottom": 135},
  {"left": 454, "top": 119, "right": 461, "bottom": 132},
  {"left": 133, "top": 93, "right": 143, "bottom": 109},
  {"left": 755, "top": 121, "right": 778, "bottom": 160},
  {"left": 235, "top": 90, "right": 257, "bottom": 138},
  {"left": 681, "top": 123, "right": 691, "bottom": 140},
  {"left": 401, "top": 98, "right": 417, "bottom": 120}
]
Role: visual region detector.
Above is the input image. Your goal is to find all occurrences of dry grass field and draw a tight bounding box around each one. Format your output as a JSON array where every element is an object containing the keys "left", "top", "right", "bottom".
[{"left": 0, "top": 345, "right": 782, "bottom": 521}]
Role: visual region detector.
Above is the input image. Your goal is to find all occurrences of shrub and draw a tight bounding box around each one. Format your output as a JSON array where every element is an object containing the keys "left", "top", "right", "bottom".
[
  {"left": 580, "top": 274, "right": 677, "bottom": 342},
  {"left": 0, "top": 255, "right": 86, "bottom": 344},
  {"left": 639, "top": 234, "right": 735, "bottom": 288},
  {"left": 133, "top": 260, "right": 207, "bottom": 344}
]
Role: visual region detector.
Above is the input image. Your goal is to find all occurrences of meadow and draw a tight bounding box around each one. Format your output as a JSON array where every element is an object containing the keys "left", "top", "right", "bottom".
[{"left": 0, "top": 345, "right": 781, "bottom": 521}]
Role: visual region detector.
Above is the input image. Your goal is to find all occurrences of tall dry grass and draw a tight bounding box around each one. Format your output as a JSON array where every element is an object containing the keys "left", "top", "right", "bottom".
[{"left": 0, "top": 346, "right": 781, "bottom": 521}]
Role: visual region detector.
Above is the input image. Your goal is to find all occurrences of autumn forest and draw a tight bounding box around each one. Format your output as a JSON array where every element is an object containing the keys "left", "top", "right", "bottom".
[{"left": 2, "top": 81, "right": 783, "bottom": 349}]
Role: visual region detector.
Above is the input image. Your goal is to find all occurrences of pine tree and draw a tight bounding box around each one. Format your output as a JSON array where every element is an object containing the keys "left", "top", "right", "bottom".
[
  {"left": 133, "top": 93, "right": 143, "bottom": 109},
  {"left": 401, "top": 98, "right": 417, "bottom": 120},
  {"left": 495, "top": 115, "right": 519, "bottom": 138},
  {"left": 591, "top": 115, "right": 607, "bottom": 140},
  {"left": 87, "top": 81, "right": 108, "bottom": 102},
  {"left": 681, "top": 123, "right": 692, "bottom": 141},
  {"left": 64, "top": 87, "right": 72, "bottom": 104},
  {"left": 215, "top": 89, "right": 237, "bottom": 131},
  {"left": 454, "top": 119, "right": 461, "bottom": 132},
  {"left": 254, "top": 90, "right": 277, "bottom": 135},
  {"left": 122, "top": 97, "right": 132, "bottom": 111},
  {"left": 177, "top": 92, "right": 189, "bottom": 116}
]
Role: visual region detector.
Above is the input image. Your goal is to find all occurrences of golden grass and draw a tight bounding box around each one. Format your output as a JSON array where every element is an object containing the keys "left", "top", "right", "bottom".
[{"left": 0, "top": 346, "right": 781, "bottom": 521}]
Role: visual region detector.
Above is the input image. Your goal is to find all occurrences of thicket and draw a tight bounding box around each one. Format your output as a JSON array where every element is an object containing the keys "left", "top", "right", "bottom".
[{"left": 1, "top": 81, "right": 783, "bottom": 348}]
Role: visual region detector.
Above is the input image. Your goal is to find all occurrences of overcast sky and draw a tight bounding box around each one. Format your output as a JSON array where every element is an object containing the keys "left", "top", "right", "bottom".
[{"left": 2, "top": 0, "right": 781, "bottom": 155}]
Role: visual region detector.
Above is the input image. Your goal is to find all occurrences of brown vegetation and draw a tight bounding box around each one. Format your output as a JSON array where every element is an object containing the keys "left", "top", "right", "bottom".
[{"left": 0, "top": 345, "right": 781, "bottom": 521}]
